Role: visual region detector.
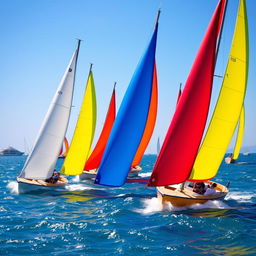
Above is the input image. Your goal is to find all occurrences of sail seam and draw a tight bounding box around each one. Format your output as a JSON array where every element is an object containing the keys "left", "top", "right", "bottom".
[
  {"left": 213, "top": 116, "right": 239, "bottom": 124},
  {"left": 222, "top": 85, "right": 245, "bottom": 93},
  {"left": 54, "top": 103, "right": 71, "bottom": 109}
]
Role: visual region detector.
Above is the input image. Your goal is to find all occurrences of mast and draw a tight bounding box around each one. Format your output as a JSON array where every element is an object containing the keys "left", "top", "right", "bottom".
[
  {"left": 215, "top": 0, "right": 228, "bottom": 66},
  {"left": 155, "top": 9, "right": 161, "bottom": 27},
  {"left": 176, "top": 83, "right": 182, "bottom": 106}
]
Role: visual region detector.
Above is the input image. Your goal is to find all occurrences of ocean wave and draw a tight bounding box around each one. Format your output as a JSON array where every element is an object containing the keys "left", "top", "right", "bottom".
[
  {"left": 226, "top": 192, "right": 255, "bottom": 202},
  {"left": 65, "top": 184, "right": 101, "bottom": 192},
  {"left": 139, "top": 172, "right": 151, "bottom": 177}
]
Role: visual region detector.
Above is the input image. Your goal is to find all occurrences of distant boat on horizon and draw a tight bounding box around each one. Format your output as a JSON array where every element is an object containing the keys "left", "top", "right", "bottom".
[
  {"left": 225, "top": 105, "right": 245, "bottom": 164},
  {"left": 0, "top": 146, "right": 24, "bottom": 156}
]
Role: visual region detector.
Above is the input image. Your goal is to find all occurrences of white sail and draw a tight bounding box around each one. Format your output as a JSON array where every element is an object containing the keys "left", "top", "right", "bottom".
[{"left": 19, "top": 42, "right": 80, "bottom": 180}]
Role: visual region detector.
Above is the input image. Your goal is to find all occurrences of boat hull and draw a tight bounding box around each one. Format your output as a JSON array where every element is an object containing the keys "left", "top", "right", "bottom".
[
  {"left": 157, "top": 181, "right": 228, "bottom": 207},
  {"left": 129, "top": 166, "right": 142, "bottom": 178},
  {"left": 79, "top": 169, "right": 97, "bottom": 180},
  {"left": 17, "top": 176, "right": 68, "bottom": 193},
  {"left": 225, "top": 157, "right": 235, "bottom": 164}
]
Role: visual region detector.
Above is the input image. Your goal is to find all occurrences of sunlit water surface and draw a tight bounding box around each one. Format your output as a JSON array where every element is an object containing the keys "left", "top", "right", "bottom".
[{"left": 1, "top": 154, "right": 256, "bottom": 255}]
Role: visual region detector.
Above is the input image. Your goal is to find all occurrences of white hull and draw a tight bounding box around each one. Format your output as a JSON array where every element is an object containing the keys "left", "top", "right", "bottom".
[
  {"left": 17, "top": 177, "right": 68, "bottom": 193},
  {"left": 79, "top": 169, "right": 97, "bottom": 180}
]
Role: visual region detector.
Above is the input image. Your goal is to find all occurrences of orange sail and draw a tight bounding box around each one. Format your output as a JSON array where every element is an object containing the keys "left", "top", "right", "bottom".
[
  {"left": 63, "top": 137, "right": 69, "bottom": 157},
  {"left": 132, "top": 63, "right": 158, "bottom": 167},
  {"left": 59, "top": 137, "right": 69, "bottom": 157},
  {"left": 84, "top": 86, "right": 116, "bottom": 170}
]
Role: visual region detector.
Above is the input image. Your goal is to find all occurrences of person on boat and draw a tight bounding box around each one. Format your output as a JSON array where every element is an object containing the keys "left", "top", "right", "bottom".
[
  {"left": 52, "top": 170, "right": 60, "bottom": 184},
  {"left": 193, "top": 182, "right": 206, "bottom": 194},
  {"left": 45, "top": 170, "right": 60, "bottom": 184},
  {"left": 204, "top": 183, "right": 217, "bottom": 196}
]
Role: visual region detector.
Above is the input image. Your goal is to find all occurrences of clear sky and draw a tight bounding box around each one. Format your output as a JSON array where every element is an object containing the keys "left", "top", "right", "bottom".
[{"left": 1, "top": 0, "right": 255, "bottom": 154}]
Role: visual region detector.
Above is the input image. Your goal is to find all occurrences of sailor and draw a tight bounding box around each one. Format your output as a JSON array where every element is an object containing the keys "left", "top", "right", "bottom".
[
  {"left": 193, "top": 182, "right": 206, "bottom": 194},
  {"left": 52, "top": 170, "right": 60, "bottom": 183},
  {"left": 204, "top": 183, "right": 217, "bottom": 196}
]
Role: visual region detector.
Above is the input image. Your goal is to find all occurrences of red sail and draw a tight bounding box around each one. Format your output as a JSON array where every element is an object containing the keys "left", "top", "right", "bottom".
[
  {"left": 84, "top": 87, "right": 116, "bottom": 170},
  {"left": 218, "top": 0, "right": 227, "bottom": 35},
  {"left": 148, "top": 0, "right": 225, "bottom": 186}
]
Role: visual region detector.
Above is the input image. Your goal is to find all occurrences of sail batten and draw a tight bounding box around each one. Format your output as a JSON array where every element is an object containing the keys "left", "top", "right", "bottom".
[
  {"left": 19, "top": 42, "right": 80, "bottom": 180},
  {"left": 61, "top": 67, "right": 97, "bottom": 175},
  {"left": 189, "top": 0, "right": 248, "bottom": 181}
]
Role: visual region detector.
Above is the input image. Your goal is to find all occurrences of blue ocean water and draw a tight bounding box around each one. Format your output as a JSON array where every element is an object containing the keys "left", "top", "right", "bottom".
[{"left": 1, "top": 154, "right": 256, "bottom": 256}]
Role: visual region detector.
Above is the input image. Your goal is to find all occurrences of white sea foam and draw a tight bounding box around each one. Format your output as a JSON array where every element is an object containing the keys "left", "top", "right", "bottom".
[
  {"left": 65, "top": 184, "right": 101, "bottom": 192},
  {"left": 7, "top": 181, "right": 19, "bottom": 195},
  {"left": 138, "top": 197, "right": 231, "bottom": 214},
  {"left": 187, "top": 200, "right": 231, "bottom": 210},
  {"left": 139, "top": 172, "right": 151, "bottom": 177},
  {"left": 137, "top": 197, "right": 164, "bottom": 214},
  {"left": 226, "top": 192, "right": 254, "bottom": 202},
  {"left": 72, "top": 175, "right": 80, "bottom": 182}
]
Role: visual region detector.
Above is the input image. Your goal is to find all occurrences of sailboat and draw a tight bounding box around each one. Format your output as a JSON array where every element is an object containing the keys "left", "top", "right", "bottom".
[
  {"left": 17, "top": 40, "right": 81, "bottom": 192},
  {"left": 129, "top": 62, "right": 158, "bottom": 177},
  {"left": 157, "top": 137, "right": 161, "bottom": 156},
  {"left": 95, "top": 11, "right": 159, "bottom": 187},
  {"left": 79, "top": 84, "right": 116, "bottom": 180},
  {"left": 225, "top": 105, "right": 245, "bottom": 164},
  {"left": 148, "top": 0, "right": 248, "bottom": 207},
  {"left": 58, "top": 137, "right": 69, "bottom": 159},
  {"left": 61, "top": 64, "right": 97, "bottom": 177}
]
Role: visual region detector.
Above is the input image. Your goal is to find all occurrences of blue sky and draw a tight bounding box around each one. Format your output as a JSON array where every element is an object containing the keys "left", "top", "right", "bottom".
[{"left": 1, "top": 0, "right": 256, "bottom": 154}]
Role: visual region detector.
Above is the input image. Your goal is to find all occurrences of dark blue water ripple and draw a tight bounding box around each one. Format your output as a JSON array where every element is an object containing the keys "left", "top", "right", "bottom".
[{"left": 0, "top": 154, "right": 256, "bottom": 255}]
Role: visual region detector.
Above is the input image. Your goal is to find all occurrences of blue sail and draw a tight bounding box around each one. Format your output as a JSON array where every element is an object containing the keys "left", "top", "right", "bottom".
[{"left": 95, "top": 24, "right": 158, "bottom": 187}]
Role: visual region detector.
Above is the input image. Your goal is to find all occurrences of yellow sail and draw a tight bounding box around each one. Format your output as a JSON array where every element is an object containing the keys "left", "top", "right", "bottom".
[
  {"left": 61, "top": 66, "right": 97, "bottom": 175},
  {"left": 233, "top": 105, "right": 245, "bottom": 160},
  {"left": 189, "top": 0, "right": 248, "bottom": 180}
]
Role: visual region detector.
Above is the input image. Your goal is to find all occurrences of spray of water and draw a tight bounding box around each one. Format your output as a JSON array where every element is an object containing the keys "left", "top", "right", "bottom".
[
  {"left": 72, "top": 175, "right": 80, "bottom": 182},
  {"left": 7, "top": 181, "right": 19, "bottom": 195},
  {"left": 65, "top": 184, "right": 102, "bottom": 192},
  {"left": 139, "top": 197, "right": 231, "bottom": 215},
  {"left": 226, "top": 192, "right": 254, "bottom": 202}
]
